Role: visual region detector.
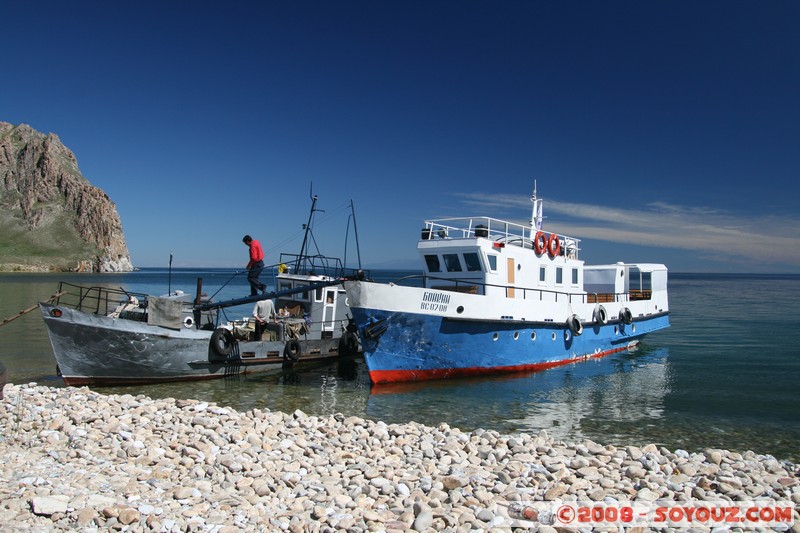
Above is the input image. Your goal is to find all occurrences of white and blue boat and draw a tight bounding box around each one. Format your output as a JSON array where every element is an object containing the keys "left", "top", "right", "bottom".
[{"left": 344, "top": 185, "right": 670, "bottom": 384}]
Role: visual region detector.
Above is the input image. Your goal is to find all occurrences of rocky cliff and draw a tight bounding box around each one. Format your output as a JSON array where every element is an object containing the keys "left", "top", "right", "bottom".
[{"left": 0, "top": 122, "right": 133, "bottom": 272}]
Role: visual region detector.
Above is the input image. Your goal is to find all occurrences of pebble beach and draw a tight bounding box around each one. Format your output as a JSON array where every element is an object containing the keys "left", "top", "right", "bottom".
[{"left": 1, "top": 383, "right": 798, "bottom": 532}]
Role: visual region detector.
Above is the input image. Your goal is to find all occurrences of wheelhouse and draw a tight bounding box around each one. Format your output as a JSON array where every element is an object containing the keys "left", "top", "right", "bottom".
[{"left": 418, "top": 216, "right": 583, "bottom": 299}]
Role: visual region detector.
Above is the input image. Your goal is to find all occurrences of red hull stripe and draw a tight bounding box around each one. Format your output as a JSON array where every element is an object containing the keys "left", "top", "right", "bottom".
[{"left": 369, "top": 344, "right": 634, "bottom": 384}]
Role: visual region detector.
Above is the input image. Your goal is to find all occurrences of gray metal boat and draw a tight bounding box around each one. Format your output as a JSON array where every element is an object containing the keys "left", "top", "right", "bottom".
[{"left": 39, "top": 195, "right": 364, "bottom": 386}]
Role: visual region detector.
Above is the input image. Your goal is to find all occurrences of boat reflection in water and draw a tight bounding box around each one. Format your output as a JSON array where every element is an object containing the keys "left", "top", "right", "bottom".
[
  {"left": 100, "top": 346, "right": 669, "bottom": 448},
  {"left": 365, "top": 345, "right": 670, "bottom": 444},
  {"left": 237, "top": 356, "right": 369, "bottom": 416}
]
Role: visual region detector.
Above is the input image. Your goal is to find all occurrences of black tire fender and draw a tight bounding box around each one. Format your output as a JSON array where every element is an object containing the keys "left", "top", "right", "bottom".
[
  {"left": 566, "top": 314, "right": 583, "bottom": 336},
  {"left": 594, "top": 304, "right": 608, "bottom": 325},
  {"left": 284, "top": 339, "right": 301, "bottom": 361},
  {"left": 210, "top": 328, "right": 234, "bottom": 360},
  {"left": 338, "top": 331, "right": 359, "bottom": 356}
]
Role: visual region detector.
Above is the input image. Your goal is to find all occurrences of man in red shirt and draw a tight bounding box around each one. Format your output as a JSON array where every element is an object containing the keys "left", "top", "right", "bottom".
[{"left": 242, "top": 235, "right": 266, "bottom": 295}]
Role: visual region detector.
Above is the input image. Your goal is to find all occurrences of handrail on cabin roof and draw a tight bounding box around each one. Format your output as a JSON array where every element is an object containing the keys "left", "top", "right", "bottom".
[{"left": 420, "top": 216, "right": 581, "bottom": 259}]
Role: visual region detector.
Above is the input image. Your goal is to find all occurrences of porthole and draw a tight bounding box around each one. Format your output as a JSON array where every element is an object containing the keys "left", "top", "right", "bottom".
[
  {"left": 492, "top": 333, "right": 499, "bottom": 341},
  {"left": 531, "top": 332, "right": 536, "bottom": 341},
  {"left": 457, "top": 305, "right": 464, "bottom": 314},
  {"left": 513, "top": 331, "right": 519, "bottom": 340},
  {"left": 614, "top": 326, "right": 619, "bottom": 335},
  {"left": 551, "top": 332, "right": 557, "bottom": 341},
  {"left": 632, "top": 324, "right": 636, "bottom": 333}
]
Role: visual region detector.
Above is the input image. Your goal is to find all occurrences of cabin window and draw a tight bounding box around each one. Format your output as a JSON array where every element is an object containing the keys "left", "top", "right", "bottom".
[
  {"left": 487, "top": 254, "right": 498, "bottom": 271},
  {"left": 628, "top": 269, "right": 652, "bottom": 290},
  {"left": 315, "top": 287, "right": 323, "bottom": 302},
  {"left": 539, "top": 266, "right": 546, "bottom": 283},
  {"left": 424, "top": 254, "right": 441, "bottom": 273},
  {"left": 572, "top": 268, "right": 579, "bottom": 285},
  {"left": 463, "top": 252, "right": 482, "bottom": 272},
  {"left": 279, "top": 281, "right": 292, "bottom": 293},
  {"left": 556, "top": 267, "right": 563, "bottom": 285},
  {"left": 443, "top": 254, "right": 462, "bottom": 272},
  {"left": 295, "top": 284, "right": 309, "bottom": 301},
  {"left": 628, "top": 269, "right": 652, "bottom": 300}
]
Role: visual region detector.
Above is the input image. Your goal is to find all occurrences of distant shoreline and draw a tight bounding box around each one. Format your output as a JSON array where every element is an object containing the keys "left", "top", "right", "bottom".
[
  {"left": 2, "top": 266, "right": 799, "bottom": 278},
  {"left": 0, "top": 264, "right": 136, "bottom": 274}
]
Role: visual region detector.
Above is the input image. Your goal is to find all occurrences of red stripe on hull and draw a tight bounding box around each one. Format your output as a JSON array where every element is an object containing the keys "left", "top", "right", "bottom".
[{"left": 368, "top": 343, "right": 636, "bottom": 384}]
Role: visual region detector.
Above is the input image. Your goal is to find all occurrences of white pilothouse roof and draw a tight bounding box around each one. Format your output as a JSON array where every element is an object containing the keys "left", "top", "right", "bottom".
[{"left": 418, "top": 182, "right": 581, "bottom": 258}]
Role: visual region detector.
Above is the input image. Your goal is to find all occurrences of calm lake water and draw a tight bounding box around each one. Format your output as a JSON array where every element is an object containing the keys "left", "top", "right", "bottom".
[{"left": 1, "top": 269, "right": 798, "bottom": 462}]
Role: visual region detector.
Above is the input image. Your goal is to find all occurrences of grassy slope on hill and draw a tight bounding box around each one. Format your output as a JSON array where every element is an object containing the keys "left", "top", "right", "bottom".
[{"left": 0, "top": 208, "right": 98, "bottom": 271}]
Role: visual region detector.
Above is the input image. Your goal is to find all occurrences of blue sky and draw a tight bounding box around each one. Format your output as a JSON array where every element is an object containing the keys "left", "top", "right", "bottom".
[{"left": 3, "top": 1, "right": 799, "bottom": 273}]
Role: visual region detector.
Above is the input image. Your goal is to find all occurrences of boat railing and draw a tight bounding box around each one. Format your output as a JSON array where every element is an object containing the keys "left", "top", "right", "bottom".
[
  {"left": 52, "top": 282, "right": 149, "bottom": 316},
  {"left": 279, "top": 253, "right": 367, "bottom": 280},
  {"left": 390, "top": 274, "right": 634, "bottom": 306},
  {"left": 510, "top": 287, "right": 634, "bottom": 305},
  {"left": 420, "top": 216, "right": 580, "bottom": 258}
]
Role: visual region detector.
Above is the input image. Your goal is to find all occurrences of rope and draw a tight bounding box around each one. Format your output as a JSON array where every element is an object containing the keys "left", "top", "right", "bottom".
[
  {"left": 205, "top": 262, "right": 283, "bottom": 302},
  {"left": 0, "top": 291, "right": 66, "bottom": 328}
]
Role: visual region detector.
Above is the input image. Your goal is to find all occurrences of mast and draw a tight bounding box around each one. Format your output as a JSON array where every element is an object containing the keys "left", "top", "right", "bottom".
[
  {"left": 530, "top": 180, "right": 543, "bottom": 232},
  {"left": 168, "top": 253, "right": 173, "bottom": 295},
  {"left": 350, "top": 199, "right": 362, "bottom": 269},
  {"left": 295, "top": 192, "right": 319, "bottom": 274}
]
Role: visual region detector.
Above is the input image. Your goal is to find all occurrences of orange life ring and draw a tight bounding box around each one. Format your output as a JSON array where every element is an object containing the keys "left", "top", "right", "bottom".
[
  {"left": 533, "top": 231, "right": 547, "bottom": 255},
  {"left": 547, "top": 234, "right": 561, "bottom": 257}
]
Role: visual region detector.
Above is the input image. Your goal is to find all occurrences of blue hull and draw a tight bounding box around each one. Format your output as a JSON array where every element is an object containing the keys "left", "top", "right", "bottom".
[{"left": 353, "top": 308, "right": 670, "bottom": 383}]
